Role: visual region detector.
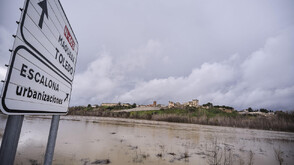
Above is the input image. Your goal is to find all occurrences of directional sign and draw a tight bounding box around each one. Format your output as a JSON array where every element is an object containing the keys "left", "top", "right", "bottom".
[{"left": 0, "top": 0, "right": 78, "bottom": 115}]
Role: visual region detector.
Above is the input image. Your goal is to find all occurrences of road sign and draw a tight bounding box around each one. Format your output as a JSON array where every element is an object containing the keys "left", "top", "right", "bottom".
[{"left": 0, "top": 0, "right": 78, "bottom": 115}]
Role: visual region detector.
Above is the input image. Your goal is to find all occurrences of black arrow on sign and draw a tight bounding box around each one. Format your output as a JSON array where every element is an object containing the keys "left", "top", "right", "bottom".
[
  {"left": 64, "top": 93, "right": 69, "bottom": 102},
  {"left": 38, "top": 0, "right": 48, "bottom": 29}
]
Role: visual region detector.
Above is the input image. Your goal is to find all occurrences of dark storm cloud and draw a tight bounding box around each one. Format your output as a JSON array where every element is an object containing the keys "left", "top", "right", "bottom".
[
  {"left": 1, "top": 0, "right": 294, "bottom": 110},
  {"left": 116, "top": 27, "right": 294, "bottom": 110}
]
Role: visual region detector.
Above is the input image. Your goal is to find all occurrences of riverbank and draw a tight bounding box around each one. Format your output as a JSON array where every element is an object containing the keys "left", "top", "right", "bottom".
[{"left": 68, "top": 106, "right": 294, "bottom": 132}]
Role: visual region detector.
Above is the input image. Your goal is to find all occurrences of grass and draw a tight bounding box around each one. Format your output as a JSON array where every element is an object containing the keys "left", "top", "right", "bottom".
[
  {"left": 68, "top": 106, "right": 294, "bottom": 132},
  {"left": 129, "top": 107, "right": 238, "bottom": 119}
]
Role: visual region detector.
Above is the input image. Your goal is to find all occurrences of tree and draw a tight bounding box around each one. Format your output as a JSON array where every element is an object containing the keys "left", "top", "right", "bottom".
[
  {"left": 260, "top": 108, "right": 269, "bottom": 113},
  {"left": 248, "top": 107, "right": 253, "bottom": 112},
  {"left": 87, "top": 104, "right": 93, "bottom": 111},
  {"left": 203, "top": 102, "right": 213, "bottom": 107},
  {"left": 132, "top": 103, "right": 137, "bottom": 108}
]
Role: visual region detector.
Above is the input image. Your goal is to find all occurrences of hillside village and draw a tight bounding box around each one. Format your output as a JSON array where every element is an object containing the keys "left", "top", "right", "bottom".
[
  {"left": 69, "top": 99, "right": 294, "bottom": 132},
  {"left": 91, "top": 99, "right": 275, "bottom": 116}
]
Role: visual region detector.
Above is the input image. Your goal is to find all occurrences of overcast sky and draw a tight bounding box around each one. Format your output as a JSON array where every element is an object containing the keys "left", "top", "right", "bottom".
[{"left": 1, "top": 0, "right": 294, "bottom": 110}]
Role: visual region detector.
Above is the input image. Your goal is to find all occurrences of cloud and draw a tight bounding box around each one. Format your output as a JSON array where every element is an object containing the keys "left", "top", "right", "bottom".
[
  {"left": 0, "top": 66, "right": 6, "bottom": 79},
  {"left": 241, "top": 27, "right": 294, "bottom": 89},
  {"left": 71, "top": 27, "right": 294, "bottom": 111},
  {"left": 0, "top": 26, "right": 13, "bottom": 93},
  {"left": 0, "top": 26, "right": 13, "bottom": 66},
  {"left": 118, "top": 61, "right": 237, "bottom": 103},
  {"left": 117, "top": 57, "right": 239, "bottom": 107},
  {"left": 71, "top": 39, "right": 164, "bottom": 104},
  {"left": 121, "top": 40, "right": 162, "bottom": 71},
  {"left": 71, "top": 52, "right": 118, "bottom": 104},
  {"left": 1, "top": 0, "right": 293, "bottom": 111},
  {"left": 116, "top": 27, "right": 294, "bottom": 110},
  {"left": 63, "top": 0, "right": 294, "bottom": 78},
  {"left": 0, "top": 66, "right": 7, "bottom": 92}
]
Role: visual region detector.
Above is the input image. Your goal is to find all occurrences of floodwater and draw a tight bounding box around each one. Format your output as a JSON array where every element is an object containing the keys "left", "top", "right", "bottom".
[{"left": 0, "top": 115, "right": 294, "bottom": 165}]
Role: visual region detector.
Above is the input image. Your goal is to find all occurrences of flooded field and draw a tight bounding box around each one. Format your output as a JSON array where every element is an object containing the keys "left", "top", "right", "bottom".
[{"left": 0, "top": 115, "right": 294, "bottom": 165}]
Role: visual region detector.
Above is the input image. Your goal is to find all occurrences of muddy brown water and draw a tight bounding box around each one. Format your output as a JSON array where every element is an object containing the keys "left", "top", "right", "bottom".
[{"left": 0, "top": 115, "right": 294, "bottom": 165}]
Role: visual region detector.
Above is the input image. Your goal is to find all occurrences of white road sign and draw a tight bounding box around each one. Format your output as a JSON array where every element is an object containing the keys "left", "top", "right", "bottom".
[{"left": 0, "top": 0, "right": 78, "bottom": 115}]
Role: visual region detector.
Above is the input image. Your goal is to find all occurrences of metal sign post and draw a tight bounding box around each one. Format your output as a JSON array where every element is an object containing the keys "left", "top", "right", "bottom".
[
  {"left": 0, "top": 115, "right": 24, "bottom": 165},
  {"left": 44, "top": 115, "right": 60, "bottom": 165}
]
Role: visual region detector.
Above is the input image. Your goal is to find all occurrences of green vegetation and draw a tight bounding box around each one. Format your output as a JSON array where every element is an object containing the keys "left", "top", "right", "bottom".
[
  {"left": 68, "top": 106, "right": 294, "bottom": 132},
  {"left": 100, "top": 103, "right": 136, "bottom": 110},
  {"left": 128, "top": 107, "right": 238, "bottom": 119}
]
